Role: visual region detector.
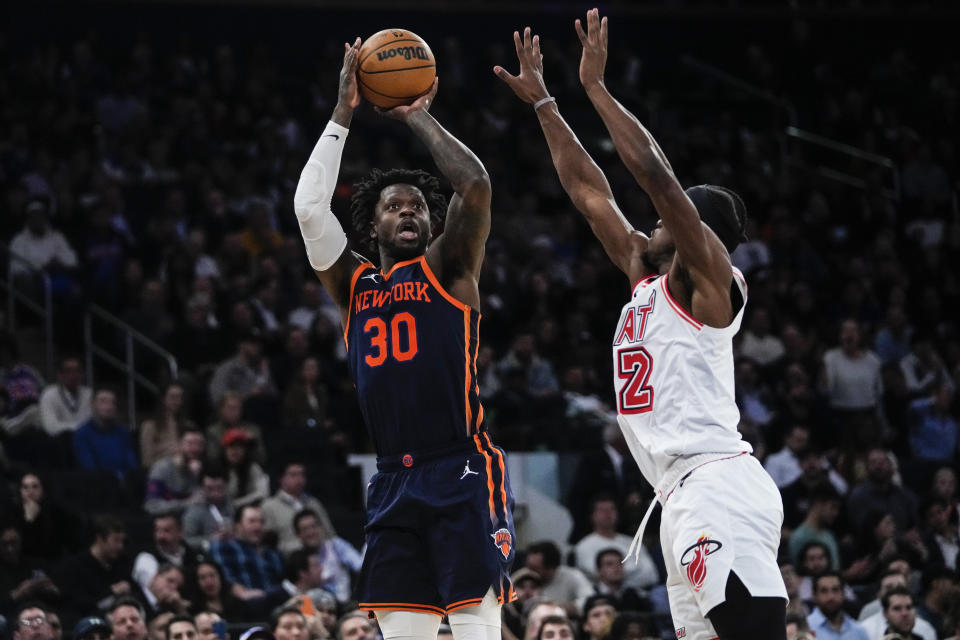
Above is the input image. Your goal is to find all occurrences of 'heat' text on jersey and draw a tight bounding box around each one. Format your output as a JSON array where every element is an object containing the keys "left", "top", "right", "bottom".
[
  {"left": 614, "top": 290, "right": 656, "bottom": 346},
  {"left": 354, "top": 281, "right": 433, "bottom": 314}
]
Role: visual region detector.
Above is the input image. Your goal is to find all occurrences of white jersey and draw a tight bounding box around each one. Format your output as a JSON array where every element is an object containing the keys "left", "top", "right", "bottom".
[{"left": 612, "top": 268, "right": 750, "bottom": 491}]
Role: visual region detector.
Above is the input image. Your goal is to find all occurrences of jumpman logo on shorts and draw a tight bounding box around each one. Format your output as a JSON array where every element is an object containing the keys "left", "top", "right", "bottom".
[{"left": 460, "top": 461, "right": 479, "bottom": 480}]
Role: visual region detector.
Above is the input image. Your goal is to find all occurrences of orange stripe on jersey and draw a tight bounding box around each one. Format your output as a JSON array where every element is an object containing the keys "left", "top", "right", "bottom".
[
  {"left": 472, "top": 316, "right": 483, "bottom": 430},
  {"left": 419, "top": 256, "right": 470, "bottom": 312},
  {"left": 379, "top": 256, "right": 422, "bottom": 280},
  {"left": 661, "top": 273, "right": 703, "bottom": 330},
  {"left": 473, "top": 434, "right": 496, "bottom": 521},
  {"left": 463, "top": 309, "right": 472, "bottom": 436},
  {"left": 484, "top": 433, "right": 509, "bottom": 519},
  {"left": 344, "top": 262, "right": 375, "bottom": 345}
]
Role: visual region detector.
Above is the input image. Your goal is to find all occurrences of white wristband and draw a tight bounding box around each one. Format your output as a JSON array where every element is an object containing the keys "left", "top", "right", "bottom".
[{"left": 533, "top": 96, "right": 556, "bottom": 110}]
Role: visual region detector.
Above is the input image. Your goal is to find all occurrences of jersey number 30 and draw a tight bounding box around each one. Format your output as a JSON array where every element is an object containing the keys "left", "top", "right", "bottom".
[
  {"left": 364, "top": 313, "right": 418, "bottom": 366},
  {"left": 617, "top": 346, "right": 654, "bottom": 413}
]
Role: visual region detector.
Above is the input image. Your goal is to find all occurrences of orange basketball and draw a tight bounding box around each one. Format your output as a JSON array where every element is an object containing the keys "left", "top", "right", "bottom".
[{"left": 357, "top": 29, "right": 436, "bottom": 109}]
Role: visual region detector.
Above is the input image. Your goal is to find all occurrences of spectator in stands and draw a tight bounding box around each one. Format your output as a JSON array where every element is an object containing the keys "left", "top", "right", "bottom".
[
  {"left": 72, "top": 616, "right": 111, "bottom": 640},
  {"left": 208, "top": 333, "right": 276, "bottom": 406},
  {"left": 0, "top": 341, "right": 44, "bottom": 437},
  {"left": 780, "top": 562, "right": 809, "bottom": 619},
  {"left": 280, "top": 357, "right": 329, "bottom": 431},
  {"left": 900, "top": 334, "right": 953, "bottom": 399},
  {"left": 287, "top": 282, "right": 333, "bottom": 333},
  {"left": 847, "top": 448, "right": 919, "bottom": 535},
  {"left": 270, "top": 608, "right": 308, "bottom": 640},
  {"left": 916, "top": 568, "right": 958, "bottom": 638},
  {"left": 187, "top": 562, "right": 247, "bottom": 621},
  {"left": 573, "top": 495, "right": 657, "bottom": 588},
  {"left": 874, "top": 305, "right": 913, "bottom": 366},
  {"left": 210, "top": 505, "right": 282, "bottom": 600},
  {"left": 0, "top": 523, "right": 59, "bottom": 618},
  {"left": 182, "top": 467, "right": 234, "bottom": 550},
  {"left": 336, "top": 611, "right": 375, "bottom": 640},
  {"left": 496, "top": 333, "right": 560, "bottom": 402},
  {"left": 139, "top": 564, "right": 190, "bottom": 618},
  {"left": 219, "top": 429, "right": 269, "bottom": 509},
  {"left": 140, "top": 382, "right": 196, "bottom": 469},
  {"left": 193, "top": 611, "right": 224, "bottom": 640},
  {"left": 12, "top": 472, "right": 77, "bottom": 560},
  {"left": 290, "top": 509, "right": 361, "bottom": 603},
  {"left": 591, "top": 548, "right": 649, "bottom": 612},
  {"left": 38, "top": 356, "right": 92, "bottom": 436},
  {"left": 920, "top": 496, "right": 959, "bottom": 570},
  {"left": 820, "top": 319, "right": 884, "bottom": 449},
  {"left": 72, "top": 389, "right": 137, "bottom": 476},
  {"left": 503, "top": 568, "right": 542, "bottom": 640},
  {"left": 781, "top": 446, "right": 849, "bottom": 529},
  {"left": 861, "top": 581, "right": 936, "bottom": 640},
  {"left": 764, "top": 425, "right": 811, "bottom": 489},
  {"left": 605, "top": 611, "right": 657, "bottom": 640},
  {"left": 522, "top": 601, "right": 566, "bottom": 640},
  {"left": 149, "top": 613, "right": 176, "bottom": 640},
  {"left": 8, "top": 200, "right": 78, "bottom": 277},
  {"left": 43, "top": 609, "right": 62, "bottom": 640},
  {"left": 166, "top": 294, "right": 225, "bottom": 375},
  {"left": 907, "top": 382, "right": 958, "bottom": 465},
  {"left": 261, "top": 463, "right": 334, "bottom": 554},
  {"left": 12, "top": 603, "right": 55, "bottom": 640},
  {"left": 538, "top": 616, "right": 576, "bottom": 640},
  {"left": 106, "top": 600, "right": 148, "bottom": 640},
  {"left": 788, "top": 483, "right": 843, "bottom": 569},
  {"left": 524, "top": 541, "right": 593, "bottom": 617},
  {"left": 163, "top": 616, "right": 198, "bottom": 640},
  {"left": 56, "top": 515, "right": 132, "bottom": 622},
  {"left": 144, "top": 427, "right": 206, "bottom": 516},
  {"left": 806, "top": 572, "right": 870, "bottom": 640},
  {"left": 132, "top": 514, "right": 203, "bottom": 595},
  {"left": 121, "top": 279, "right": 175, "bottom": 345},
  {"left": 580, "top": 595, "right": 616, "bottom": 640},
  {"left": 205, "top": 393, "right": 266, "bottom": 465},
  {"left": 740, "top": 307, "right": 786, "bottom": 370}
]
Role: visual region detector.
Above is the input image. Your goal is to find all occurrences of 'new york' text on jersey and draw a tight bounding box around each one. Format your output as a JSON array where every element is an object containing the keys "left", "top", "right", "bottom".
[{"left": 345, "top": 256, "right": 483, "bottom": 456}]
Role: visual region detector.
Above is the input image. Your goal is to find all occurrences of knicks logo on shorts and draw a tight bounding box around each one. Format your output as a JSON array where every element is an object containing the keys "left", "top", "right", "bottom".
[
  {"left": 679, "top": 534, "right": 723, "bottom": 592},
  {"left": 491, "top": 528, "right": 512, "bottom": 559}
]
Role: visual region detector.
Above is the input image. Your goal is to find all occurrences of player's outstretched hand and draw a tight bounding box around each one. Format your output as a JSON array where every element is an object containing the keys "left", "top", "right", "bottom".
[
  {"left": 376, "top": 77, "right": 438, "bottom": 121},
  {"left": 575, "top": 7, "right": 608, "bottom": 90},
  {"left": 493, "top": 27, "right": 551, "bottom": 105},
  {"left": 338, "top": 37, "right": 362, "bottom": 110}
]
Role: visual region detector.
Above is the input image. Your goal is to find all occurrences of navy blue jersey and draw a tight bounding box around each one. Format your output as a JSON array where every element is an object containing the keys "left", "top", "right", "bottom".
[{"left": 345, "top": 256, "right": 484, "bottom": 456}]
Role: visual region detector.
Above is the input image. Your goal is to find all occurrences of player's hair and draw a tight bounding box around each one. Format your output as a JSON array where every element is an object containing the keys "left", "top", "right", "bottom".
[
  {"left": 164, "top": 615, "right": 197, "bottom": 640},
  {"left": 684, "top": 184, "right": 748, "bottom": 253},
  {"left": 881, "top": 585, "right": 913, "bottom": 611},
  {"left": 350, "top": 168, "right": 448, "bottom": 260}
]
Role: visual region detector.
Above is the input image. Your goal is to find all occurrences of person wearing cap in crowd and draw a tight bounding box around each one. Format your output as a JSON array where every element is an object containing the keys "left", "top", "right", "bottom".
[
  {"left": 581, "top": 594, "right": 618, "bottom": 640},
  {"left": 205, "top": 393, "right": 266, "bottom": 466},
  {"left": 261, "top": 463, "right": 336, "bottom": 555},
  {"left": 503, "top": 568, "right": 543, "bottom": 640},
  {"left": 73, "top": 616, "right": 111, "bottom": 640},
  {"left": 210, "top": 504, "right": 283, "bottom": 601},
  {"left": 13, "top": 603, "right": 54, "bottom": 640},
  {"left": 219, "top": 428, "right": 270, "bottom": 509}
]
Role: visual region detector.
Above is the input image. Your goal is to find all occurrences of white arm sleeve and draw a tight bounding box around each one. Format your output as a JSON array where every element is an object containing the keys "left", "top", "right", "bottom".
[{"left": 293, "top": 120, "right": 350, "bottom": 271}]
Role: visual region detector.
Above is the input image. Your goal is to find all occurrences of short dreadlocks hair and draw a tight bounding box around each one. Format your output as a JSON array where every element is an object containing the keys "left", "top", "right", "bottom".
[{"left": 350, "top": 168, "right": 448, "bottom": 260}]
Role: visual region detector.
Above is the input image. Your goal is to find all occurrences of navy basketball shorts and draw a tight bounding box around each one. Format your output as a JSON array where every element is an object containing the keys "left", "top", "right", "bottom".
[{"left": 357, "top": 433, "right": 517, "bottom": 616}]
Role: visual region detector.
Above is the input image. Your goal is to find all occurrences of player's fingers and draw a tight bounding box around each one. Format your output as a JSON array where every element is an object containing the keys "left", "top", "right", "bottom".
[
  {"left": 492, "top": 66, "right": 518, "bottom": 87},
  {"left": 574, "top": 19, "right": 587, "bottom": 45},
  {"left": 588, "top": 8, "right": 599, "bottom": 38},
  {"left": 512, "top": 30, "right": 523, "bottom": 58},
  {"left": 600, "top": 16, "right": 608, "bottom": 44},
  {"left": 523, "top": 26, "right": 532, "bottom": 50},
  {"left": 533, "top": 34, "right": 541, "bottom": 56}
]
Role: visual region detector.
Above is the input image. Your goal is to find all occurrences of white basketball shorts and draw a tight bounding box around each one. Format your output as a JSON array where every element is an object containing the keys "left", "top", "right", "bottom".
[{"left": 660, "top": 453, "right": 787, "bottom": 640}]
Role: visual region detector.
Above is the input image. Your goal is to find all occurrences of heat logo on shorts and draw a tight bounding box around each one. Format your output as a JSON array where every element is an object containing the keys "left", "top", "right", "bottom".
[
  {"left": 491, "top": 528, "right": 512, "bottom": 559},
  {"left": 679, "top": 534, "right": 722, "bottom": 592}
]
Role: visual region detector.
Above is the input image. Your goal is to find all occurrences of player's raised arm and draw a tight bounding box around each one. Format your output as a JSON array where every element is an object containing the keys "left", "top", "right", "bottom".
[
  {"left": 576, "top": 9, "right": 729, "bottom": 289},
  {"left": 494, "top": 27, "right": 649, "bottom": 283},
  {"left": 378, "top": 81, "right": 490, "bottom": 291},
  {"left": 293, "top": 38, "right": 365, "bottom": 324}
]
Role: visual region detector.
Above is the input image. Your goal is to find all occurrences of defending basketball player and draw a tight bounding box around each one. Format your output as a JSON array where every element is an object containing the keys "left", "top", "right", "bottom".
[
  {"left": 294, "top": 38, "right": 514, "bottom": 640},
  {"left": 494, "top": 10, "right": 786, "bottom": 640}
]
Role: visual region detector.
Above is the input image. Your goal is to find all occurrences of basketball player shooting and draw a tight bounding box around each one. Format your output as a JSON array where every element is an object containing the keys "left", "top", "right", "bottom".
[
  {"left": 293, "top": 38, "right": 515, "bottom": 640},
  {"left": 494, "top": 10, "right": 787, "bottom": 640}
]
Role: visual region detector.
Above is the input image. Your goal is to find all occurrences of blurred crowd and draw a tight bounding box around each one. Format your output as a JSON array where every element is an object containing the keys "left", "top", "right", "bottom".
[{"left": 1, "top": 3, "right": 960, "bottom": 640}]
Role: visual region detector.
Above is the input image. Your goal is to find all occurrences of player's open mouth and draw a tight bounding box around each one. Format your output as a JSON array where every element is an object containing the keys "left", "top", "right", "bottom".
[{"left": 397, "top": 221, "right": 418, "bottom": 241}]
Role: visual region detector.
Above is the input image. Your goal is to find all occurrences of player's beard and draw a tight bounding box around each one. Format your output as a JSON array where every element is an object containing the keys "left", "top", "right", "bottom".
[
  {"left": 641, "top": 245, "right": 673, "bottom": 274},
  {"left": 381, "top": 234, "right": 429, "bottom": 262}
]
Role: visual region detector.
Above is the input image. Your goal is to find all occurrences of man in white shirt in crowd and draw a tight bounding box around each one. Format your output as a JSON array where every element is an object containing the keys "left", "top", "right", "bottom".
[
  {"left": 39, "top": 356, "right": 92, "bottom": 436},
  {"left": 261, "top": 462, "right": 335, "bottom": 554},
  {"left": 860, "top": 579, "right": 935, "bottom": 640},
  {"left": 572, "top": 495, "right": 658, "bottom": 590},
  {"left": 524, "top": 541, "right": 594, "bottom": 617},
  {"left": 9, "top": 200, "right": 78, "bottom": 276}
]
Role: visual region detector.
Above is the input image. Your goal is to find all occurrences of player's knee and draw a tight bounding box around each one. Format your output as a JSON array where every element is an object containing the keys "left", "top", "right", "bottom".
[{"left": 375, "top": 610, "right": 442, "bottom": 640}]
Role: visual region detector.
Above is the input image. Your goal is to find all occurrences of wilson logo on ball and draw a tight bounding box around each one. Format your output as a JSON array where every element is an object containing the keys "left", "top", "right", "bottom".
[{"left": 376, "top": 46, "right": 431, "bottom": 62}]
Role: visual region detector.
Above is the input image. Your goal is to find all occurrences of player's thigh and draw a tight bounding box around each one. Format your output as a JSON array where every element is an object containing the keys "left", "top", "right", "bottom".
[
  {"left": 448, "top": 587, "right": 502, "bottom": 640},
  {"left": 375, "top": 610, "right": 442, "bottom": 640}
]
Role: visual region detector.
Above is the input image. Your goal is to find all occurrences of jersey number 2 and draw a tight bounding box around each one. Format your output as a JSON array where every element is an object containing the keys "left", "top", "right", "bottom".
[
  {"left": 617, "top": 346, "right": 654, "bottom": 414},
  {"left": 364, "top": 313, "right": 418, "bottom": 367}
]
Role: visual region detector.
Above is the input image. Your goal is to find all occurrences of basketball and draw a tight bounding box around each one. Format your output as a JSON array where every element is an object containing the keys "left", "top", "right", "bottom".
[{"left": 357, "top": 29, "right": 436, "bottom": 109}]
